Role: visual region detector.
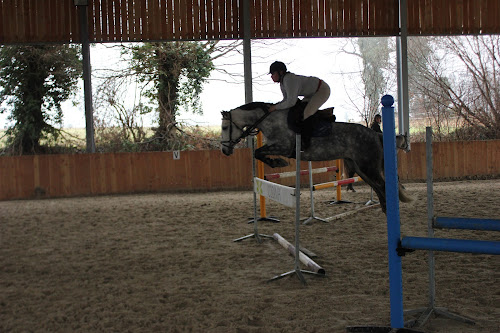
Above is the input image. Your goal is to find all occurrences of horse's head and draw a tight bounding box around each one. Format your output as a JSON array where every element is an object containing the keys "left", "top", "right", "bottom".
[
  {"left": 396, "top": 134, "right": 409, "bottom": 151},
  {"left": 221, "top": 103, "right": 272, "bottom": 156},
  {"left": 220, "top": 109, "right": 244, "bottom": 156}
]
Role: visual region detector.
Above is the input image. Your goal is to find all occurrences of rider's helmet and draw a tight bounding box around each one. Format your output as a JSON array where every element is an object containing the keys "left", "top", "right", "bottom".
[{"left": 269, "top": 61, "right": 287, "bottom": 74}]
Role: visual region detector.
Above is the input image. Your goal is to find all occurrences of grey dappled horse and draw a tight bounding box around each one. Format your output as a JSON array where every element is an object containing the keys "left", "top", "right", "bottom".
[{"left": 220, "top": 102, "right": 412, "bottom": 214}]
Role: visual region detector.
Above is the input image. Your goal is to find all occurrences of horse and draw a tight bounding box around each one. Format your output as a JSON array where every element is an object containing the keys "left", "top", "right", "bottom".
[{"left": 220, "top": 102, "right": 413, "bottom": 214}]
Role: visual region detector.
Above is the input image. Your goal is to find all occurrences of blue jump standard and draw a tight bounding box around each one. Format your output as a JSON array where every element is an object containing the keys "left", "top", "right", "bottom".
[
  {"left": 434, "top": 217, "right": 500, "bottom": 232},
  {"left": 401, "top": 237, "right": 500, "bottom": 255}
]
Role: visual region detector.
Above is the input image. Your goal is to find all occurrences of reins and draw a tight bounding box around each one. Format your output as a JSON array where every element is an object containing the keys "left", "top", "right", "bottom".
[{"left": 221, "top": 105, "right": 271, "bottom": 148}]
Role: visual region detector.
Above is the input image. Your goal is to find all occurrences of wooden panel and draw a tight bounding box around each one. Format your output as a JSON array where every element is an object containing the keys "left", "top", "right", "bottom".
[
  {"left": 0, "top": 157, "right": 15, "bottom": 200},
  {"left": 0, "top": 141, "right": 499, "bottom": 200},
  {"left": 164, "top": 0, "right": 173, "bottom": 39},
  {"left": 125, "top": 0, "right": 134, "bottom": 39},
  {"left": 473, "top": 141, "right": 488, "bottom": 175},
  {"left": 485, "top": 0, "right": 500, "bottom": 34},
  {"left": 15, "top": 156, "right": 35, "bottom": 199},
  {"left": 192, "top": 0, "right": 200, "bottom": 39},
  {"left": 2, "top": 0, "right": 500, "bottom": 43},
  {"left": 487, "top": 141, "right": 500, "bottom": 175},
  {"left": 406, "top": 0, "right": 500, "bottom": 35},
  {"left": 407, "top": 142, "right": 426, "bottom": 180},
  {"left": 71, "top": 154, "right": 91, "bottom": 196},
  {"left": 36, "top": 155, "right": 52, "bottom": 197},
  {"left": 0, "top": 1, "right": 4, "bottom": 42},
  {"left": 262, "top": 0, "right": 269, "bottom": 36},
  {"left": 397, "top": 150, "right": 409, "bottom": 181},
  {"left": 434, "top": 142, "right": 445, "bottom": 179}
]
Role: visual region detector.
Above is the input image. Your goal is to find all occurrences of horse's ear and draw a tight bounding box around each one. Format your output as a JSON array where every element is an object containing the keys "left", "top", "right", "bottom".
[{"left": 221, "top": 111, "right": 230, "bottom": 119}]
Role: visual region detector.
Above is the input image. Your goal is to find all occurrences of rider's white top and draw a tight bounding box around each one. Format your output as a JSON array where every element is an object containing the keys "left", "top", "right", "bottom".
[{"left": 274, "top": 72, "right": 321, "bottom": 110}]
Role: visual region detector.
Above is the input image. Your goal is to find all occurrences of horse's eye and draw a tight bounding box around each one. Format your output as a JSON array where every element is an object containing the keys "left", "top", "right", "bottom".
[{"left": 222, "top": 126, "right": 228, "bottom": 131}]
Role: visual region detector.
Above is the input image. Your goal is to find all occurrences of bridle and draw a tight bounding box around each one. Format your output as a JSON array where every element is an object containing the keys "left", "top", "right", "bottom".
[{"left": 220, "top": 105, "right": 271, "bottom": 150}]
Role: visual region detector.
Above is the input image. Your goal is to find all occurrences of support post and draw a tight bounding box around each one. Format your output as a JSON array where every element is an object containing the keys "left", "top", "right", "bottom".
[
  {"left": 233, "top": 137, "right": 273, "bottom": 242},
  {"left": 242, "top": 0, "right": 278, "bottom": 224},
  {"left": 75, "top": 1, "right": 95, "bottom": 153},
  {"left": 396, "top": 0, "right": 410, "bottom": 151},
  {"left": 268, "top": 134, "right": 325, "bottom": 284},
  {"left": 303, "top": 161, "right": 329, "bottom": 225},
  {"left": 381, "top": 95, "right": 404, "bottom": 328},
  {"left": 426, "top": 126, "right": 436, "bottom": 316},
  {"left": 329, "top": 160, "right": 355, "bottom": 204},
  {"left": 403, "top": 128, "right": 482, "bottom": 327}
]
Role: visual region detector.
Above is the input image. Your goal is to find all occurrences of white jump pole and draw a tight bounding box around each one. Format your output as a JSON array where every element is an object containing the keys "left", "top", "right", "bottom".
[
  {"left": 325, "top": 203, "right": 380, "bottom": 221},
  {"left": 273, "top": 233, "right": 325, "bottom": 274}
]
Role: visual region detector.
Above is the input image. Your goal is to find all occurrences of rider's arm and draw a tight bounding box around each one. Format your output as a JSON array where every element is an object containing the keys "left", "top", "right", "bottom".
[{"left": 274, "top": 74, "right": 300, "bottom": 110}]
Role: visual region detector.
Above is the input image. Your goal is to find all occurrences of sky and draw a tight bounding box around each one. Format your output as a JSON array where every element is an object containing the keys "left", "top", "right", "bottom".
[{"left": 1, "top": 38, "right": 388, "bottom": 129}]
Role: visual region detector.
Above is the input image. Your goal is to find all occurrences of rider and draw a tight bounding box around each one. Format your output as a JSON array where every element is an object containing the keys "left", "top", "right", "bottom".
[{"left": 268, "top": 61, "right": 331, "bottom": 149}]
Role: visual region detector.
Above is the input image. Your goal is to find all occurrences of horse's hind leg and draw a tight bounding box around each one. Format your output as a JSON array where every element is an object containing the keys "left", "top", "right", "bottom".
[
  {"left": 344, "top": 159, "right": 356, "bottom": 192},
  {"left": 354, "top": 163, "right": 387, "bottom": 213}
]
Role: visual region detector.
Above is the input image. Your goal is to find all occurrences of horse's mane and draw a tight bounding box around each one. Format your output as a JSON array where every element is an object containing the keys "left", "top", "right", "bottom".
[{"left": 239, "top": 102, "right": 269, "bottom": 111}]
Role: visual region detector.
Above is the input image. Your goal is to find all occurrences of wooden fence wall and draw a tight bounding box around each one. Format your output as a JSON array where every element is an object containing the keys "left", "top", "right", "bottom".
[
  {"left": 0, "top": 140, "right": 499, "bottom": 201},
  {"left": 1, "top": 0, "right": 499, "bottom": 44}
]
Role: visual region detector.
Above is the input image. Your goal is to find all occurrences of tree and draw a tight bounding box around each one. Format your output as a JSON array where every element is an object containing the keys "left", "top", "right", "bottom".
[
  {"left": 340, "top": 38, "right": 391, "bottom": 126},
  {"left": 92, "top": 40, "right": 242, "bottom": 151},
  {"left": 358, "top": 38, "right": 391, "bottom": 125},
  {"left": 407, "top": 35, "right": 500, "bottom": 140},
  {"left": 0, "top": 45, "right": 82, "bottom": 154},
  {"left": 126, "top": 42, "right": 214, "bottom": 139}
]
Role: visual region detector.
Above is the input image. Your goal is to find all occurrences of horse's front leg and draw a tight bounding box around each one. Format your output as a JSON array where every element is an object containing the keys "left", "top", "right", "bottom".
[{"left": 255, "top": 144, "right": 291, "bottom": 168}]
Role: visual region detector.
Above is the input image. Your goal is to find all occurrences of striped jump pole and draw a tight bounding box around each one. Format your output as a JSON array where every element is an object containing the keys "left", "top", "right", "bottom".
[
  {"left": 313, "top": 176, "right": 363, "bottom": 191},
  {"left": 264, "top": 165, "right": 337, "bottom": 180},
  {"left": 264, "top": 163, "right": 338, "bottom": 225}
]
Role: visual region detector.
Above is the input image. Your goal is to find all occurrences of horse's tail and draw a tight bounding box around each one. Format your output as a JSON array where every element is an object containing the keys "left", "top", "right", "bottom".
[{"left": 398, "top": 183, "right": 414, "bottom": 203}]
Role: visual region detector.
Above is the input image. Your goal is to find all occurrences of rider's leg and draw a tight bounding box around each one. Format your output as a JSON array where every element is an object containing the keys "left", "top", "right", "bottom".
[
  {"left": 303, "top": 82, "right": 331, "bottom": 119},
  {"left": 301, "top": 82, "right": 331, "bottom": 150}
]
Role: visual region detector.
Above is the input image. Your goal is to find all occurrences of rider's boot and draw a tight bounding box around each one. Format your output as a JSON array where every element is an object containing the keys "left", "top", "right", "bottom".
[{"left": 300, "top": 117, "right": 314, "bottom": 151}]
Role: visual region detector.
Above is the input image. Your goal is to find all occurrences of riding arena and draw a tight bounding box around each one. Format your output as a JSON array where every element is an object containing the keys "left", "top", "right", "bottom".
[
  {"left": 2, "top": 178, "right": 499, "bottom": 332},
  {"left": 2, "top": 1, "right": 500, "bottom": 332}
]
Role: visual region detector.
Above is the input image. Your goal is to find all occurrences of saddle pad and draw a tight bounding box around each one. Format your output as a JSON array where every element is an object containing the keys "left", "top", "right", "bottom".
[
  {"left": 311, "top": 117, "right": 333, "bottom": 137},
  {"left": 287, "top": 101, "right": 334, "bottom": 137}
]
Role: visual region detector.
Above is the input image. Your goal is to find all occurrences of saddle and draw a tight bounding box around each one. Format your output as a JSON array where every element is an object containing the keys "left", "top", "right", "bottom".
[{"left": 287, "top": 99, "right": 335, "bottom": 137}]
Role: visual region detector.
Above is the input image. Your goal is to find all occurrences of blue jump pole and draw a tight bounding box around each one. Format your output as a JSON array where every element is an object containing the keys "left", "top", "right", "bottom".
[
  {"left": 434, "top": 217, "right": 500, "bottom": 232},
  {"left": 381, "top": 95, "right": 404, "bottom": 328},
  {"left": 401, "top": 237, "right": 500, "bottom": 255}
]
